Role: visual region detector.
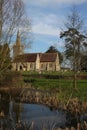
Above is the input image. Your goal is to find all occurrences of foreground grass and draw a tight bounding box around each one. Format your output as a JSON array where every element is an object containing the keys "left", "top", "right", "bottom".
[
  {"left": 22, "top": 71, "right": 87, "bottom": 101},
  {"left": 23, "top": 73, "right": 87, "bottom": 102},
  {"left": 0, "top": 71, "right": 83, "bottom": 102}
]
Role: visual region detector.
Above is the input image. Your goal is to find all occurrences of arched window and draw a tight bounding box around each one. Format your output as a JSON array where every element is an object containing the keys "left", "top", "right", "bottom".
[
  {"left": 30, "top": 63, "right": 33, "bottom": 68},
  {"left": 20, "top": 65, "right": 22, "bottom": 70}
]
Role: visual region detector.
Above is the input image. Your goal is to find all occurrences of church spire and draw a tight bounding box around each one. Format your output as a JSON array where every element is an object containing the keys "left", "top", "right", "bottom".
[
  {"left": 13, "top": 30, "right": 24, "bottom": 58},
  {"left": 16, "top": 30, "right": 21, "bottom": 45}
]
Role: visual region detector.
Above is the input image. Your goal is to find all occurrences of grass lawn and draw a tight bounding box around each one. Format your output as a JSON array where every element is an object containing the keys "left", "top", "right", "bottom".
[{"left": 22, "top": 71, "right": 87, "bottom": 102}]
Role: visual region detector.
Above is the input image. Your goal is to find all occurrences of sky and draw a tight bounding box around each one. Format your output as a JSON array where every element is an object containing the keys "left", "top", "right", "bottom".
[{"left": 22, "top": 0, "right": 87, "bottom": 53}]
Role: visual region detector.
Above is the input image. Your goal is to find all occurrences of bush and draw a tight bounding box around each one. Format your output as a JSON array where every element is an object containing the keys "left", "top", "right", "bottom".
[{"left": 0, "top": 71, "right": 23, "bottom": 87}]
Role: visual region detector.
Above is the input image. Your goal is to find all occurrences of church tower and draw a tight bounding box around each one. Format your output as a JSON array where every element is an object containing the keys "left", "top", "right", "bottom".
[{"left": 13, "top": 31, "right": 24, "bottom": 58}]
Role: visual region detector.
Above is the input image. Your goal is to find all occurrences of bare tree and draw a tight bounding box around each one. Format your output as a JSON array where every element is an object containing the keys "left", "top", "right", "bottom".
[
  {"left": 0, "top": 0, "right": 31, "bottom": 43},
  {"left": 0, "top": 0, "right": 31, "bottom": 84}
]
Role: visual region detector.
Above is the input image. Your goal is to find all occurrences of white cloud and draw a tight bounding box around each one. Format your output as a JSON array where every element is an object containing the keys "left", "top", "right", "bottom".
[
  {"left": 47, "top": 40, "right": 65, "bottom": 49},
  {"left": 31, "top": 13, "right": 64, "bottom": 36},
  {"left": 23, "top": 0, "right": 87, "bottom": 6},
  {"left": 33, "top": 22, "right": 60, "bottom": 36},
  {"left": 20, "top": 0, "right": 87, "bottom": 54},
  {"left": 28, "top": 11, "right": 65, "bottom": 38},
  {"left": 22, "top": 0, "right": 87, "bottom": 37},
  {"left": 23, "top": 0, "right": 87, "bottom": 36}
]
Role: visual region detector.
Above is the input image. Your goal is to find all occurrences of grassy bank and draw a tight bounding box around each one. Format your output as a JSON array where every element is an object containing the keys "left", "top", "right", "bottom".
[
  {"left": 22, "top": 71, "right": 87, "bottom": 102},
  {"left": 0, "top": 71, "right": 87, "bottom": 102}
]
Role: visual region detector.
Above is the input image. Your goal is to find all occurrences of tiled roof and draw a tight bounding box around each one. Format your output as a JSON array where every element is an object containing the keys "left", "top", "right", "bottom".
[
  {"left": 14, "top": 53, "right": 57, "bottom": 62},
  {"left": 14, "top": 53, "right": 38, "bottom": 62},
  {"left": 40, "top": 53, "right": 57, "bottom": 62}
]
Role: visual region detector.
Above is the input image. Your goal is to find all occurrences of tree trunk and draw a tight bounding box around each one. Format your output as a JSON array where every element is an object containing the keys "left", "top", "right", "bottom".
[
  {"left": 0, "top": 0, "right": 3, "bottom": 38},
  {"left": 73, "top": 40, "right": 77, "bottom": 89},
  {"left": 73, "top": 72, "right": 77, "bottom": 89}
]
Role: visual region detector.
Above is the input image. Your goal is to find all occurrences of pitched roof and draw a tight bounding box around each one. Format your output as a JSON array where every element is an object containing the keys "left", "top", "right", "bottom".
[
  {"left": 14, "top": 53, "right": 38, "bottom": 62},
  {"left": 13, "top": 53, "right": 57, "bottom": 63},
  {"left": 40, "top": 53, "right": 57, "bottom": 62}
]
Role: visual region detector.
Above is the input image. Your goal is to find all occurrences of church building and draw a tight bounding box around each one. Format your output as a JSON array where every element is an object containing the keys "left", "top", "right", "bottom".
[{"left": 12, "top": 31, "right": 60, "bottom": 72}]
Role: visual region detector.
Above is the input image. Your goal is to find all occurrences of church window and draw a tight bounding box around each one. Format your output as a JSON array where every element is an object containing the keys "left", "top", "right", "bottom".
[
  {"left": 49, "top": 63, "right": 52, "bottom": 68},
  {"left": 41, "top": 64, "right": 43, "bottom": 68},
  {"left": 30, "top": 63, "right": 33, "bottom": 68}
]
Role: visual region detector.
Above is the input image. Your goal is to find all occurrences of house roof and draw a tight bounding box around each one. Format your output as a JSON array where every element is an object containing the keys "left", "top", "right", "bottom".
[
  {"left": 14, "top": 53, "right": 38, "bottom": 62},
  {"left": 13, "top": 53, "right": 57, "bottom": 63},
  {"left": 40, "top": 53, "right": 57, "bottom": 62}
]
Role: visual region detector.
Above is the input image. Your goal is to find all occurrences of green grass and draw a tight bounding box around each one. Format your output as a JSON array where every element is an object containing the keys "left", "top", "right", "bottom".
[
  {"left": 23, "top": 76, "right": 87, "bottom": 100},
  {"left": 21, "top": 70, "right": 87, "bottom": 75},
  {"left": 22, "top": 71, "right": 87, "bottom": 102},
  {"left": 21, "top": 70, "right": 74, "bottom": 76}
]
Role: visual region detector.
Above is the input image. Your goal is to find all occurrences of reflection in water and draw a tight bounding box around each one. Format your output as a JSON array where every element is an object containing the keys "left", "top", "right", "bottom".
[
  {"left": 0, "top": 96, "right": 66, "bottom": 129},
  {"left": 11, "top": 102, "right": 57, "bottom": 122},
  {"left": 0, "top": 95, "right": 87, "bottom": 129},
  {"left": 10, "top": 102, "right": 66, "bottom": 128},
  {"left": 12, "top": 102, "right": 23, "bottom": 122},
  {"left": 0, "top": 98, "right": 65, "bottom": 122},
  {"left": 0, "top": 95, "right": 9, "bottom": 115},
  {"left": 0, "top": 93, "right": 66, "bottom": 122}
]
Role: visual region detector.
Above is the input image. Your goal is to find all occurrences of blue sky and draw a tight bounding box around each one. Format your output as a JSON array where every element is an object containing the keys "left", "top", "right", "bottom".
[{"left": 22, "top": 0, "right": 87, "bottom": 53}]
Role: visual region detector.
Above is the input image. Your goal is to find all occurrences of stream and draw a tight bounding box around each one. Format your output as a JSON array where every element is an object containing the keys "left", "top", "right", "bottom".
[
  {"left": 0, "top": 94, "right": 87, "bottom": 130},
  {"left": 0, "top": 96, "right": 66, "bottom": 129}
]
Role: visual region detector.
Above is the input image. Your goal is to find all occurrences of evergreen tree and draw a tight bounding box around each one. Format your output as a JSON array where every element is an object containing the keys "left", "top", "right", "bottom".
[{"left": 60, "top": 7, "right": 87, "bottom": 89}]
